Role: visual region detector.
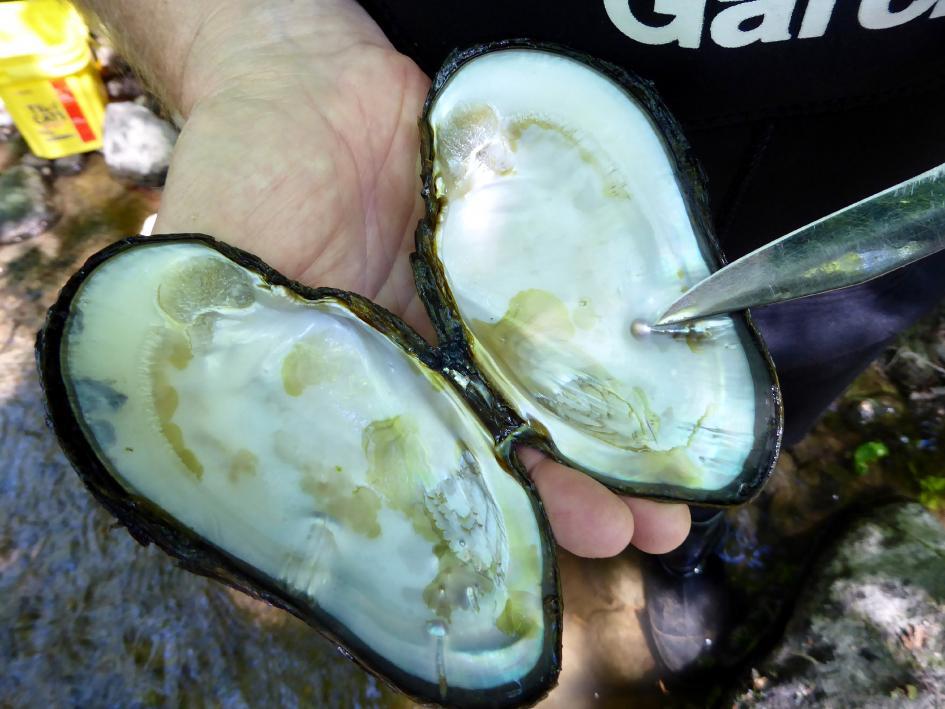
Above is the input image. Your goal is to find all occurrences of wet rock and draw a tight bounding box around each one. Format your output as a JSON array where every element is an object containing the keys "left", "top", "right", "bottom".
[
  {"left": 933, "top": 336, "right": 945, "bottom": 369},
  {"left": 885, "top": 345, "right": 944, "bottom": 392},
  {"left": 19, "top": 152, "right": 88, "bottom": 178},
  {"left": 0, "top": 165, "right": 58, "bottom": 244},
  {"left": 52, "top": 153, "right": 89, "bottom": 177},
  {"left": 106, "top": 75, "right": 145, "bottom": 102},
  {"left": 99, "top": 49, "right": 145, "bottom": 102},
  {"left": 14, "top": 151, "right": 85, "bottom": 178},
  {"left": 103, "top": 102, "right": 177, "bottom": 186},
  {"left": 842, "top": 395, "right": 904, "bottom": 428},
  {"left": 729, "top": 502, "right": 945, "bottom": 708},
  {"left": 788, "top": 430, "right": 847, "bottom": 467},
  {"left": 19, "top": 151, "right": 54, "bottom": 177},
  {"left": 0, "top": 136, "right": 26, "bottom": 172},
  {"left": 907, "top": 396, "right": 945, "bottom": 440},
  {"left": 884, "top": 337, "right": 945, "bottom": 438}
]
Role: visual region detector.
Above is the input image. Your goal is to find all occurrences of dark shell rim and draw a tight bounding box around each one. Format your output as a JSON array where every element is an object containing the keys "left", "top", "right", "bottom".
[
  {"left": 413, "top": 39, "right": 784, "bottom": 506},
  {"left": 35, "top": 233, "right": 562, "bottom": 709}
]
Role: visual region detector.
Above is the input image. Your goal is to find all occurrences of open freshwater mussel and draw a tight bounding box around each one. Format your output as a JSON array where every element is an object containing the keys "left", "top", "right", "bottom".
[{"left": 37, "top": 42, "right": 782, "bottom": 707}]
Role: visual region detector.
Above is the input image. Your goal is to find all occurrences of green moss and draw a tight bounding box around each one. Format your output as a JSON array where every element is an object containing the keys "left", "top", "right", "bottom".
[
  {"left": 853, "top": 441, "right": 890, "bottom": 476},
  {"left": 919, "top": 476, "right": 945, "bottom": 511}
]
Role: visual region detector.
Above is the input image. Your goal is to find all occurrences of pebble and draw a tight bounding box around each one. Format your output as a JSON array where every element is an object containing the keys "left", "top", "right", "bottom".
[
  {"left": 103, "top": 102, "right": 178, "bottom": 186},
  {"left": 0, "top": 164, "right": 59, "bottom": 244}
]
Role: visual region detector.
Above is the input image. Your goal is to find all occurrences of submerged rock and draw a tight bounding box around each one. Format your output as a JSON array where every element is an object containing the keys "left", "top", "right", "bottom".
[
  {"left": 103, "top": 102, "right": 177, "bottom": 185},
  {"left": 0, "top": 165, "right": 58, "bottom": 244},
  {"left": 730, "top": 502, "right": 945, "bottom": 708}
]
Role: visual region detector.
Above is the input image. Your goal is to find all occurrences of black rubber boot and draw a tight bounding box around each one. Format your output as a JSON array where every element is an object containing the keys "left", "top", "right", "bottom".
[
  {"left": 643, "top": 507, "right": 729, "bottom": 675},
  {"left": 660, "top": 507, "right": 726, "bottom": 576}
]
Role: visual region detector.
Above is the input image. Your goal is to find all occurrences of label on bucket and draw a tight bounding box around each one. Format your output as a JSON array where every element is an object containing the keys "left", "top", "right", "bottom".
[
  {"left": 50, "top": 78, "right": 95, "bottom": 142},
  {"left": 3, "top": 71, "right": 103, "bottom": 158}
]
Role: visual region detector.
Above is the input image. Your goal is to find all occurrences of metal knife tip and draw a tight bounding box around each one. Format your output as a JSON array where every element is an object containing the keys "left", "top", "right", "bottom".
[
  {"left": 652, "top": 308, "right": 694, "bottom": 328},
  {"left": 631, "top": 318, "right": 698, "bottom": 337}
]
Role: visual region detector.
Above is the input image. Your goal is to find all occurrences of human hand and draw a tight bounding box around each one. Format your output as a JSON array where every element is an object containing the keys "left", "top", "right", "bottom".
[{"left": 151, "top": 0, "right": 691, "bottom": 558}]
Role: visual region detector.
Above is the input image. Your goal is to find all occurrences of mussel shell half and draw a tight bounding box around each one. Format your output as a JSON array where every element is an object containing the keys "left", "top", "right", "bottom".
[
  {"left": 37, "top": 234, "right": 561, "bottom": 708},
  {"left": 414, "top": 41, "right": 783, "bottom": 505}
]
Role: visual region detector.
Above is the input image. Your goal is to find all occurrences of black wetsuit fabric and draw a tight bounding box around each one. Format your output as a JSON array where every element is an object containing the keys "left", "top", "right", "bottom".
[{"left": 358, "top": 0, "right": 945, "bottom": 443}]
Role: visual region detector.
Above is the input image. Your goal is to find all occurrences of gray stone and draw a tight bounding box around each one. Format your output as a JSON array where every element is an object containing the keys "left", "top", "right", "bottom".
[
  {"left": 730, "top": 502, "right": 945, "bottom": 708},
  {"left": 19, "top": 151, "right": 53, "bottom": 175},
  {"left": 19, "top": 151, "right": 89, "bottom": 178},
  {"left": 0, "top": 165, "right": 58, "bottom": 244},
  {"left": 106, "top": 75, "right": 144, "bottom": 102},
  {"left": 52, "top": 153, "right": 89, "bottom": 177},
  {"left": 885, "top": 345, "right": 944, "bottom": 392},
  {"left": 102, "top": 102, "right": 177, "bottom": 185}
]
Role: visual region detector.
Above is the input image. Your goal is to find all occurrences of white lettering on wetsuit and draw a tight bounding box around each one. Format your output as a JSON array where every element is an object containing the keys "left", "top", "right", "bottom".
[{"left": 604, "top": 0, "right": 945, "bottom": 48}]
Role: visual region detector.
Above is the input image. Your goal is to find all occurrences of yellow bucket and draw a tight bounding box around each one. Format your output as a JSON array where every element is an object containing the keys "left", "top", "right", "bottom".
[{"left": 0, "top": 0, "right": 106, "bottom": 159}]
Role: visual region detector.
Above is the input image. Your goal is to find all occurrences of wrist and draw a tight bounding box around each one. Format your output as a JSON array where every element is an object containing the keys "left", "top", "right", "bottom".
[
  {"left": 76, "top": 0, "right": 225, "bottom": 116},
  {"left": 176, "top": 0, "right": 394, "bottom": 119},
  {"left": 78, "top": 0, "right": 393, "bottom": 120}
]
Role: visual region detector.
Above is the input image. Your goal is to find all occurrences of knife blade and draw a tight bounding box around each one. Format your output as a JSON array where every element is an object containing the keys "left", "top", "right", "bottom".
[{"left": 653, "top": 162, "right": 945, "bottom": 328}]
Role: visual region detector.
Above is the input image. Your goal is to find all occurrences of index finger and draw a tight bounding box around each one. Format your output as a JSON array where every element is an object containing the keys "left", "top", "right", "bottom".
[{"left": 518, "top": 447, "right": 690, "bottom": 558}]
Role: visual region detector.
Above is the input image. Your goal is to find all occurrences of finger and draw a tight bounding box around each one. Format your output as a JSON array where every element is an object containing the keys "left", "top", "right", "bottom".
[
  {"left": 621, "top": 497, "right": 691, "bottom": 554},
  {"left": 519, "top": 447, "right": 634, "bottom": 558}
]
